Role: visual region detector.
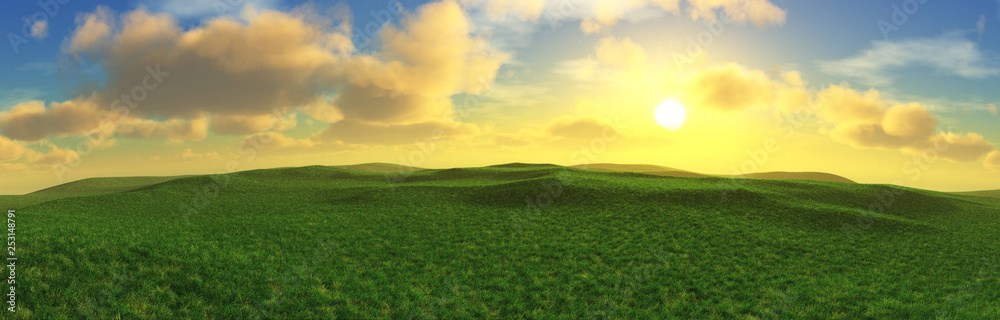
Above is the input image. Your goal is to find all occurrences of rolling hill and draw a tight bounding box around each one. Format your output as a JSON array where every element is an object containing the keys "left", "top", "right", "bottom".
[
  {"left": 572, "top": 163, "right": 857, "bottom": 183},
  {"left": 956, "top": 189, "right": 1000, "bottom": 199},
  {"left": 2, "top": 164, "right": 998, "bottom": 319}
]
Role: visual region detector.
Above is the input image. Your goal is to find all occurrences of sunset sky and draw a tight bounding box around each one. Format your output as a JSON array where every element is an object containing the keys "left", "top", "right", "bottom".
[{"left": 1, "top": 0, "right": 999, "bottom": 194}]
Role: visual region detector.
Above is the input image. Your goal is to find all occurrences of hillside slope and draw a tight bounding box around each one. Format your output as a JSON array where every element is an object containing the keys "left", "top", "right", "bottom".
[
  {"left": 4, "top": 164, "right": 999, "bottom": 319},
  {"left": 571, "top": 163, "right": 856, "bottom": 183}
]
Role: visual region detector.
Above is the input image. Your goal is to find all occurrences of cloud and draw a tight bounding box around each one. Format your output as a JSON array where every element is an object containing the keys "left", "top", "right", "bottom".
[
  {"left": 66, "top": 6, "right": 115, "bottom": 57},
  {"left": 813, "top": 84, "right": 886, "bottom": 124},
  {"left": 830, "top": 123, "right": 918, "bottom": 150},
  {"left": 174, "top": 148, "right": 221, "bottom": 160},
  {"left": 0, "top": 136, "right": 25, "bottom": 162},
  {"left": 331, "top": 0, "right": 507, "bottom": 125},
  {"left": 545, "top": 115, "right": 619, "bottom": 140},
  {"left": 812, "top": 84, "right": 996, "bottom": 164},
  {"left": 985, "top": 150, "right": 1000, "bottom": 171},
  {"left": 239, "top": 132, "right": 316, "bottom": 149},
  {"left": 211, "top": 113, "right": 296, "bottom": 135},
  {"left": 31, "top": 19, "right": 48, "bottom": 39},
  {"left": 880, "top": 103, "right": 936, "bottom": 139},
  {"left": 551, "top": 36, "right": 651, "bottom": 82},
  {"left": 60, "top": 6, "right": 346, "bottom": 121},
  {"left": 989, "top": 103, "right": 998, "bottom": 116},
  {"left": 577, "top": 0, "right": 784, "bottom": 33},
  {"left": 315, "top": 119, "right": 480, "bottom": 145},
  {"left": 483, "top": 0, "right": 547, "bottom": 21},
  {"left": 685, "top": 0, "right": 786, "bottom": 27},
  {"left": 0, "top": 99, "right": 108, "bottom": 142},
  {"left": 10, "top": 2, "right": 504, "bottom": 149},
  {"left": 595, "top": 36, "right": 647, "bottom": 69},
  {"left": 818, "top": 33, "right": 1000, "bottom": 86},
  {"left": 686, "top": 63, "right": 777, "bottom": 111},
  {"left": 919, "top": 132, "right": 995, "bottom": 162},
  {"left": 300, "top": 96, "right": 344, "bottom": 123},
  {"left": 22, "top": 142, "right": 80, "bottom": 166},
  {"left": 115, "top": 117, "right": 209, "bottom": 142}
]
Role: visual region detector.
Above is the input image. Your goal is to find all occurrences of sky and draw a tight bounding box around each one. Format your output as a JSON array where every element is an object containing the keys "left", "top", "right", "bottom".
[{"left": 1, "top": 0, "right": 999, "bottom": 194}]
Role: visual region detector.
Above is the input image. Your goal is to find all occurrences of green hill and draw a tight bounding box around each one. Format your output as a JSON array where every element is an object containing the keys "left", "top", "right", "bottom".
[
  {"left": 333, "top": 162, "right": 425, "bottom": 173},
  {"left": 956, "top": 189, "right": 1000, "bottom": 199},
  {"left": 0, "top": 175, "right": 188, "bottom": 209},
  {"left": 571, "top": 163, "right": 856, "bottom": 183},
  {"left": 3, "top": 164, "right": 999, "bottom": 319},
  {"left": 742, "top": 171, "right": 856, "bottom": 184}
]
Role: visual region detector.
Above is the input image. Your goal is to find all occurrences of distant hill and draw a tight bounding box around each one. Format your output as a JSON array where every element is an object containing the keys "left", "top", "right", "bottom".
[
  {"left": 334, "top": 163, "right": 425, "bottom": 173},
  {"left": 0, "top": 175, "right": 187, "bottom": 209},
  {"left": 571, "top": 163, "right": 855, "bottom": 184},
  {"left": 741, "top": 171, "right": 855, "bottom": 184},
  {"left": 955, "top": 189, "right": 1000, "bottom": 199},
  {"left": 572, "top": 163, "right": 692, "bottom": 172}
]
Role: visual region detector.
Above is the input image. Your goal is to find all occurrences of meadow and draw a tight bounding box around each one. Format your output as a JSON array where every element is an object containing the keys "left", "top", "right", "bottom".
[{"left": 1, "top": 164, "right": 998, "bottom": 319}]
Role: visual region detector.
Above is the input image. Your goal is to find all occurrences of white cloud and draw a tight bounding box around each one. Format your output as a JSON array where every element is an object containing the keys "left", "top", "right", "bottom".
[
  {"left": 818, "top": 33, "right": 1000, "bottom": 86},
  {"left": 31, "top": 19, "right": 48, "bottom": 39}
]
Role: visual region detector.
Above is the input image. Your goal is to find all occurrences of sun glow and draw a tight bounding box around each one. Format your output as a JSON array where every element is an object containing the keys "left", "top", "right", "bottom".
[{"left": 655, "top": 100, "right": 686, "bottom": 130}]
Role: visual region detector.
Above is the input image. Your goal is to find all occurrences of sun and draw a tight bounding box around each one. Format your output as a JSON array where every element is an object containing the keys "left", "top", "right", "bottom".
[{"left": 655, "top": 100, "right": 686, "bottom": 130}]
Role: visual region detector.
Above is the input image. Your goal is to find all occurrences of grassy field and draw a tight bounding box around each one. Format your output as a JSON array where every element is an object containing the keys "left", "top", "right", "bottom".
[{"left": 2, "top": 164, "right": 999, "bottom": 319}]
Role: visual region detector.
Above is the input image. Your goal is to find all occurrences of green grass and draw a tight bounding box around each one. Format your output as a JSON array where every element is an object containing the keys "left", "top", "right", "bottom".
[
  {"left": 956, "top": 190, "right": 1000, "bottom": 199},
  {"left": 2, "top": 164, "right": 999, "bottom": 319}
]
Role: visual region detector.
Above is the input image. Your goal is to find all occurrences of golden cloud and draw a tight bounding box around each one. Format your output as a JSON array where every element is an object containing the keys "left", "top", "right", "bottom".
[
  {"left": 881, "top": 103, "right": 936, "bottom": 140},
  {"left": 921, "top": 132, "right": 995, "bottom": 163},
  {"left": 315, "top": 119, "right": 480, "bottom": 145},
  {"left": 5, "top": 1, "right": 503, "bottom": 150},
  {"left": 174, "top": 148, "right": 221, "bottom": 161},
  {"left": 830, "top": 123, "right": 916, "bottom": 150},
  {"left": 211, "top": 113, "right": 297, "bottom": 135},
  {"left": 332, "top": 0, "right": 506, "bottom": 125},
  {"left": 546, "top": 115, "right": 619, "bottom": 140},
  {"left": 814, "top": 84, "right": 994, "bottom": 164},
  {"left": 239, "top": 132, "right": 317, "bottom": 150},
  {"left": 115, "top": 117, "right": 209, "bottom": 142},
  {"left": 0, "top": 99, "right": 108, "bottom": 142},
  {"left": 984, "top": 150, "right": 1000, "bottom": 171},
  {"left": 813, "top": 84, "right": 886, "bottom": 124},
  {"left": 22, "top": 142, "right": 80, "bottom": 166},
  {"left": 595, "top": 36, "right": 647, "bottom": 70},
  {"left": 686, "top": 63, "right": 775, "bottom": 111},
  {"left": 66, "top": 6, "right": 115, "bottom": 56},
  {"left": 0, "top": 136, "right": 25, "bottom": 162}
]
